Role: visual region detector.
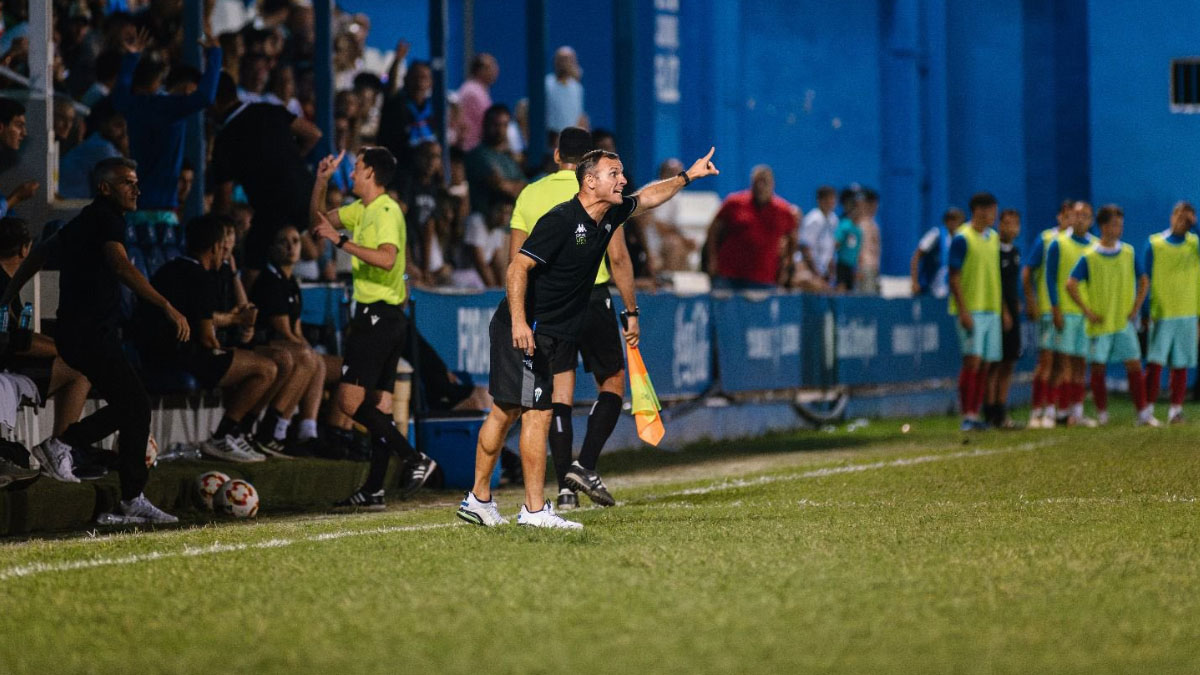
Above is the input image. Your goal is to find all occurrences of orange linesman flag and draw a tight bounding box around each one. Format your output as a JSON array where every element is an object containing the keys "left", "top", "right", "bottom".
[{"left": 627, "top": 345, "right": 664, "bottom": 446}]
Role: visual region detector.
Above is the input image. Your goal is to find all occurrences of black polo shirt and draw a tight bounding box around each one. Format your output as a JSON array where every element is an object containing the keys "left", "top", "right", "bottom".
[
  {"left": 250, "top": 263, "right": 302, "bottom": 342},
  {"left": 133, "top": 256, "right": 217, "bottom": 360},
  {"left": 55, "top": 198, "right": 128, "bottom": 335},
  {"left": 496, "top": 195, "right": 637, "bottom": 340}
]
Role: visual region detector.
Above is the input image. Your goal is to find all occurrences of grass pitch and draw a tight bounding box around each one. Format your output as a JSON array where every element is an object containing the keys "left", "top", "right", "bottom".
[{"left": 3, "top": 401, "right": 1200, "bottom": 674}]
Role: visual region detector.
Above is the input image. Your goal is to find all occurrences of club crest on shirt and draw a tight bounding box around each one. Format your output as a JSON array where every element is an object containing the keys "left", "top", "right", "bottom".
[
  {"left": 575, "top": 223, "right": 588, "bottom": 245},
  {"left": 534, "top": 386, "right": 543, "bottom": 402}
]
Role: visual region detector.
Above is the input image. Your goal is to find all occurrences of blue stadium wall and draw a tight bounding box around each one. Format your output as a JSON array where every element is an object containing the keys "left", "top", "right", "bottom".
[{"left": 370, "top": 0, "right": 1200, "bottom": 273}]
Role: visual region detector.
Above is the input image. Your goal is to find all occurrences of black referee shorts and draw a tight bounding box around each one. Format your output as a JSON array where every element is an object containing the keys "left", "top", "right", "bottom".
[
  {"left": 575, "top": 285, "right": 626, "bottom": 379},
  {"left": 341, "top": 301, "right": 409, "bottom": 392},
  {"left": 488, "top": 313, "right": 576, "bottom": 410}
]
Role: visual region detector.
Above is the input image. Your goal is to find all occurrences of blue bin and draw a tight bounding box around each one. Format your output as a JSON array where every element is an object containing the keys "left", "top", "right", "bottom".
[{"left": 417, "top": 413, "right": 495, "bottom": 490}]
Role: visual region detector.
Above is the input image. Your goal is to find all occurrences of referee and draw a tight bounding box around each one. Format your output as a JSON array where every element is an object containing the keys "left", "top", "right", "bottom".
[
  {"left": 457, "top": 146, "right": 719, "bottom": 529},
  {"left": 508, "top": 127, "right": 637, "bottom": 510},
  {"left": 310, "top": 146, "right": 437, "bottom": 510}
]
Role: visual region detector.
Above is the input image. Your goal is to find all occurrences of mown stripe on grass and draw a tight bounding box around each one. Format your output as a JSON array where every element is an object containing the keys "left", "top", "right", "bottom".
[{"left": 0, "top": 522, "right": 457, "bottom": 582}]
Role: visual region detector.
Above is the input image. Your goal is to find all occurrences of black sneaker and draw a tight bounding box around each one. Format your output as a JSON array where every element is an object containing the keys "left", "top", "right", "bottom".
[
  {"left": 334, "top": 489, "right": 386, "bottom": 511},
  {"left": 564, "top": 461, "right": 616, "bottom": 507},
  {"left": 556, "top": 489, "right": 579, "bottom": 511},
  {"left": 252, "top": 436, "right": 296, "bottom": 460},
  {"left": 0, "top": 457, "right": 39, "bottom": 489},
  {"left": 70, "top": 448, "right": 110, "bottom": 480},
  {"left": 399, "top": 454, "right": 438, "bottom": 498}
]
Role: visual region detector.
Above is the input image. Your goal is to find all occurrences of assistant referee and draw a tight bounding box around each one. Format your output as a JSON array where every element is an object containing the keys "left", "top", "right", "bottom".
[{"left": 508, "top": 127, "right": 638, "bottom": 510}]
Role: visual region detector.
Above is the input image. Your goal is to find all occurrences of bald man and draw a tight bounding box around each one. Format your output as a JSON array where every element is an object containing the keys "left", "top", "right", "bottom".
[{"left": 705, "top": 165, "right": 799, "bottom": 290}]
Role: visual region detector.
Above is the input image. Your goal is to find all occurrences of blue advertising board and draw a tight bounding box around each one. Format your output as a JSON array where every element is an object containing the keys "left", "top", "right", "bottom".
[
  {"left": 712, "top": 293, "right": 804, "bottom": 391},
  {"left": 834, "top": 295, "right": 961, "bottom": 385}
]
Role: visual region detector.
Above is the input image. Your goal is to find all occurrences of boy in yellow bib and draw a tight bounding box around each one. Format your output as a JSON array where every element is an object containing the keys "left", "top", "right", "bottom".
[
  {"left": 948, "top": 193, "right": 1004, "bottom": 431},
  {"left": 1020, "top": 199, "right": 1073, "bottom": 427},
  {"left": 1065, "top": 204, "right": 1154, "bottom": 426},
  {"left": 1045, "top": 201, "right": 1098, "bottom": 426},
  {"left": 1143, "top": 201, "right": 1198, "bottom": 424}
]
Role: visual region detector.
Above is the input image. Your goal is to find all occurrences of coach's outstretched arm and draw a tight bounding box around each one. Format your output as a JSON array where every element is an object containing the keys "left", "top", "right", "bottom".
[
  {"left": 631, "top": 147, "right": 720, "bottom": 217},
  {"left": 507, "top": 254, "right": 538, "bottom": 356}
]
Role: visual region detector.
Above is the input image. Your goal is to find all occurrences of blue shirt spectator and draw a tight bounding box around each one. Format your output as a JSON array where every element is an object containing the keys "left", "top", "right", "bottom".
[
  {"left": 59, "top": 103, "right": 128, "bottom": 200},
  {"left": 112, "top": 44, "right": 221, "bottom": 211},
  {"left": 545, "top": 47, "right": 585, "bottom": 133}
]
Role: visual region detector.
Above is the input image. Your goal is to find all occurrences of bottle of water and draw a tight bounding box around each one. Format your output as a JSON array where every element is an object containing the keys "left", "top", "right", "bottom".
[{"left": 18, "top": 302, "right": 33, "bottom": 330}]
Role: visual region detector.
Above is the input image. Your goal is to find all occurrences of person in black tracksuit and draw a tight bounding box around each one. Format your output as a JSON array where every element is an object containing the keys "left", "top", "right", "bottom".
[
  {"left": 0, "top": 157, "right": 187, "bottom": 523},
  {"left": 985, "top": 208, "right": 1023, "bottom": 428}
]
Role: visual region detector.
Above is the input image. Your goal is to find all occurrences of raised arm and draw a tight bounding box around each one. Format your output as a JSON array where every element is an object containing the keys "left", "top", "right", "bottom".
[
  {"left": 631, "top": 147, "right": 720, "bottom": 217},
  {"left": 309, "top": 152, "right": 345, "bottom": 231}
]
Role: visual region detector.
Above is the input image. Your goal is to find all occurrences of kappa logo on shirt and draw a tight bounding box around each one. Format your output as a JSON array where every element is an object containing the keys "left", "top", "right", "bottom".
[
  {"left": 370, "top": 314, "right": 380, "bottom": 326},
  {"left": 575, "top": 223, "right": 588, "bottom": 245},
  {"left": 604, "top": 223, "right": 611, "bottom": 233}
]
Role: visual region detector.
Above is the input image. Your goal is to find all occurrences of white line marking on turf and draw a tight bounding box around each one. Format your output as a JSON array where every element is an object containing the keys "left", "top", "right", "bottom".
[
  {"left": 635, "top": 442, "right": 1052, "bottom": 502},
  {"left": 0, "top": 523, "right": 457, "bottom": 582}
]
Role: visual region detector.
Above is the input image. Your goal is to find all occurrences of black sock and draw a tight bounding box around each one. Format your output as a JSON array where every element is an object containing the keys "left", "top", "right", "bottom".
[
  {"left": 238, "top": 413, "right": 257, "bottom": 436},
  {"left": 214, "top": 415, "right": 241, "bottom": 439},
  {"left": 353, "top": 403, "right": 419, "bottom": 464},
  {"left": 578, "top": 392, "right": 622, "bottom": 470},
  {"left": 257, "top": 408, "right": 282, "bottom": 442},
  {"left": 362, "top": 444, "right": 392, "bottom": 494},
  {"left": 549, "top": 403, "right": 574, "bottom": 490}
]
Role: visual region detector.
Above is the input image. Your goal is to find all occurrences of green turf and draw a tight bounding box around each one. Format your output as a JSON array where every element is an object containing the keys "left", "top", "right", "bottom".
[{"left": 2, "top": 400, "right": 1200, "bottom": 674}]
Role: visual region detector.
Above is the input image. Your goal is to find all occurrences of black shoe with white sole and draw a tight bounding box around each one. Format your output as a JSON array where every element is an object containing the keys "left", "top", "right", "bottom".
[
  {"left": 399, "top": 454, "right": 438, "bottom": 498},
  {"left": 334, "top": 489, "right": 386, "bottom": 511},
  {"left": 564, "top": 462, "right": 616, "bottom": 507},
  {"left": 555, "top": 489, "right": 579, "bottom": 511}
]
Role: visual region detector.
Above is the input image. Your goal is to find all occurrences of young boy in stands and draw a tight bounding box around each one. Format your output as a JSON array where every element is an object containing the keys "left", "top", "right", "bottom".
[
  {"left": 134, "top": 214, "right": 286, "bottom": 462},
  {"left": 1046, "top": 201, "right": 1099, "bottom": 426},
  {"left": 948, "top": 192, "right": 1003, "bottom": 431},
  {"left": 984, "top": 208, "right": 1022, "bottom": 428},
  {"left": 1143, "top": 201, "right": 1199, "bottom": 424},
  {"left": 1065, "top": 204, "right": 1155, "bottom": 426},
  {"left": 251, "top": 224, "right": 343, "bottom": 455},
  {"left": 1021, "top": 200, "right": 1074, "bottom": 428}
]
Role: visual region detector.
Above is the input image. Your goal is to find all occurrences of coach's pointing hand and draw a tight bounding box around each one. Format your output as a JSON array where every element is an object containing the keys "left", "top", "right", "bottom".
[
  {"left": 512, "top": 322, "right": 535, "bottom": 356},
  {"left": 686, "top": 147, "right": 720, "bottom": 181}
]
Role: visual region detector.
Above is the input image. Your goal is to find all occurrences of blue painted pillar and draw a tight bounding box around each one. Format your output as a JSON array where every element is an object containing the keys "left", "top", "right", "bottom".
[
  {"left": 181, "top": 0, "right": 205, "bottom": 221},
  {"left": 613, "top": 0, "right": 641, "bottom": 179},
  {"left": 879, "top": 0, "right": 923, "bottom": 276},
  {"left": 525, "top": 0, "right": 547, "bottom": 171},
  {"left": 921, "top": 0, "right": 949, "bottom": 235},
  {"left": 312, "top": 0, "right": 335, "bottom": 159},
  {"left": 430, "top": 0, "right": 449, "bottom": 182},
  {"left": 709, "top": 0, "right": 741, "bottom": 197}
]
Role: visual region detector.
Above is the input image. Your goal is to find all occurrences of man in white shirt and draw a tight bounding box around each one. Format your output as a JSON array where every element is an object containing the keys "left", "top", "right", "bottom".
[{"left": 797, "top": 185, "right": 838, "bottom": 284}]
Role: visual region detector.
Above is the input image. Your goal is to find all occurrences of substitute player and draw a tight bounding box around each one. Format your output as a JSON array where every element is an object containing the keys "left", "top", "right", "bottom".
[
  {"left": 1046, "top": 201, "right": 1098, "bottom": 426},
  {"left": 509, "top": 127, "right": 637, "bottom": 511},
  {"left": 457, "top": 147, "right": 719, "bottom": 529},
  {"left": 948, "top": 192, "right": 1003, "bottom": 431},
  {"left": 1143, "top": 201, "right": 1199, "bottom": 424},
  {"left": 310, "top": 147, "right": 437, "bottom": 510},
  {"left": 1065, "top": 204, "right": 1154, "bottom": 426},
  {"left": 1021, "top": 200, "right": 1073, "bottom": 427}
]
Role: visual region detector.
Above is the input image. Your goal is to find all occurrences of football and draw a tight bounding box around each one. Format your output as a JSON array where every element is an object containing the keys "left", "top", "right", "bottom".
[
  {"left": 195, "top": 471, "right": 232, "bottom": 510},
  {"left": 214, "top": 479, "right": 260, "bottom": 518}
]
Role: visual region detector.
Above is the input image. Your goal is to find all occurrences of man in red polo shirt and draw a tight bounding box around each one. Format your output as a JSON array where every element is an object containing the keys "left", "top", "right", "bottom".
[{"left": 704, "top": 165, "right": 798, "bottom": 290}]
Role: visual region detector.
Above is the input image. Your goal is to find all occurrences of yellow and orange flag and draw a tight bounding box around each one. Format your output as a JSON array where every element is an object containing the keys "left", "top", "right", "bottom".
[{"left": 627, "top": 345, "right": 664, "bottom": 446}]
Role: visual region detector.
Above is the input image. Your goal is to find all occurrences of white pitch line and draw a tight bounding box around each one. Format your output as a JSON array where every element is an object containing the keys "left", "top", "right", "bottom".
[
  {"left": 633, "top": 441, "right": 1052, "bottom": 502},
  {"left": 0, "top": 522, "right": 457, "bottom": 582}
]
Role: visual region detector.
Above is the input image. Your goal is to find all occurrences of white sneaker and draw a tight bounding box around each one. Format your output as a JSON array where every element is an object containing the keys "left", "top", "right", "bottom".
[
  {"left": 1096, "top": 411, "right": 1110, "bottom": 426},
  {"left": 517, "top": 501, "right": 583, "bottom": 530},
  {"left": 31, "top": 437, "right": 79, "bottom": 483},
  {"left": 1074, "top": 416, "right": 1099, "bottom": 428},
  {"left": 1040, "top": 414, "right": 1057, "bottom": 429},
  {"left": 202, "top": 434, "right": 266, "bottom": 463},
  {"left": 1027, "top": 416, "right": 1043, "bottom": 429},
  {"left": 456, "top": 492, "right": 509, "bottom": 527},
  {"left": 1137, "top": 411, "right": 1163, "bottom": 427},
  {"left": 97, "top": 493, "right": 178, "bottom": 525}
]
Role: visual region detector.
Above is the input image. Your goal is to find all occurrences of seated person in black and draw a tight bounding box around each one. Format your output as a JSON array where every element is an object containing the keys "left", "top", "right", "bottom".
[
  {"left": 249, "top": 225, "right": 341, "bottom": 453},
  {"left": 0, "top": 217, "right": 96, "bottom": 477},
  {"left": 133, "top": 214, "right": 282, "bottom": 462}
]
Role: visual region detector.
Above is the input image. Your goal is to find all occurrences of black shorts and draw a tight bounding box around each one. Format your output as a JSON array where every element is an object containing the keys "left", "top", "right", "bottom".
[
  {"left": 341, "top": 301, "right": 409, "bottom": 392},
  {"left": 146, "top": 345, "right": 235, "bottom": 389},
  {"left": 575, "top": 286, "right": 626, "bottom": 379},
  {"left": 836, "top": 262, "right": 856, "bottom": 290},
  {"left": 4, "top": 355, "right": 54, "bottom": 401},
  {"left": 488, "top": 313, "right": 576, "bottom": 410},
  {"left": 1002, "top": 323, "right": 1022, "bottom": 362}
]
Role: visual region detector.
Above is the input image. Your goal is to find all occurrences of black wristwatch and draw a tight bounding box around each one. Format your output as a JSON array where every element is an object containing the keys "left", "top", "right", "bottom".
[
  {"left": 620, "top": 307, "right": 640, "bottom": 318},
  {"left": 336, "top": 232, "right": 349, "bottom": 248},
  {"left": 678, "top": 171, "right": 691, "bottom": 187}
]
